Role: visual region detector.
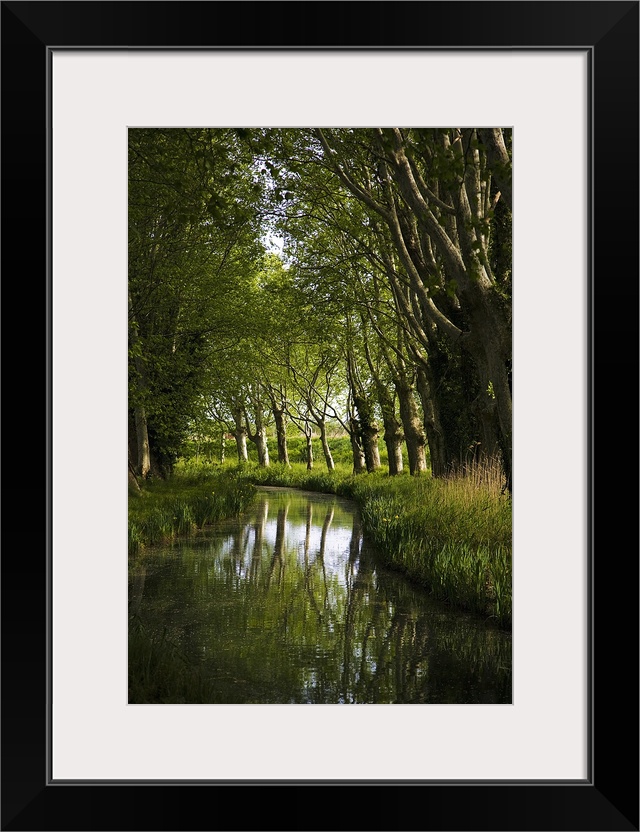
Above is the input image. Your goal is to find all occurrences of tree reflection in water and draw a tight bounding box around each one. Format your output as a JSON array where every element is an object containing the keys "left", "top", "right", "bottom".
[{"left": 129, "top": 488, "right": 511, "bottom": 704}]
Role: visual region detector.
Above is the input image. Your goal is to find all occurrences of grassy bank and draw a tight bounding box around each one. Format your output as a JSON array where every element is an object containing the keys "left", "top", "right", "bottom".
[
  {"left": 129, "top": 460, "right": 512, "bottom": 629},
  {"left": 128, "top": 468, "right": 257, "bottom": 556}
]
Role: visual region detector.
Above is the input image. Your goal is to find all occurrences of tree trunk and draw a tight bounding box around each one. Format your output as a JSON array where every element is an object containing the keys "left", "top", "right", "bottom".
[
  {"left": 464, "top": 310, "right": 512, "bottom": 487},
  {"left": 478, "top": 128, "right": 512, "bottom": 210},
  {"left": 362, "top": 424, "right": 381, "bottom": 473},
  {"left": 272, "top": 404, "right": 290, "bottom": 466},
  {"left": 235, "top": 430, "right": 249, "bottom": 463},
  {"left": 395, "top": 376, "right": 427, "bottom": 475},
  {"left": 383, "top": 421, "right": 404, "bottom": 475},
  {"left": 303, "top": 422, "right": 314, "bottom": 470},
  {"left": 346, "top": 346, "right": 381, "bottom": 473},
  {"left": 374, "top": 383, "right": 404, "bottom": 475},
  {"left": 349, "top": 417, "right": 367, "bottom": 474},
  {"left": 350, "top": 393, "right": 381, "bottom": 473},
  {"left": 255, "top": 426, "right": 270, "bottom": 467},
  {"left": 486, "top": 344, "right": 512, "bottom": 489},
  {"left": 232, "top": 408, "right": 249, "bottom": 463},
  {"left": 319, "top": 420, "right": 335, "bottom": 471},
  {"left": 470, "top": 392, "right": 500, "bottom": 466},
  {"left": 415, "top": 363, "right": 447, "bottom": 477},
  {"left": 128, "top": 458, "right": 140, "bottom": 491},
  {"left": 128, "top": 293, "right": 151, "bottom": 479},
  {"left": 247, "top": 409, "right": 270, "bottom": 467},
  {"left": 134, "top": 405, "right": 151, "bottom": 479}
]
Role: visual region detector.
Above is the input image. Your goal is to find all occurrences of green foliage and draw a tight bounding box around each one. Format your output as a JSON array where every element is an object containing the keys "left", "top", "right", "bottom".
[{"left": 128, "top": 128, "right": 269, "bottom": 471}]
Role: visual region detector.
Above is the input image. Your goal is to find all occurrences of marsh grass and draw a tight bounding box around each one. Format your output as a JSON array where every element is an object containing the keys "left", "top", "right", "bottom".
[
  {"left": 128, "top": 469, "right": 257, "bottom": 555},
  {"left": 346, "top": 461, "right": 511, "bottom": 628}
]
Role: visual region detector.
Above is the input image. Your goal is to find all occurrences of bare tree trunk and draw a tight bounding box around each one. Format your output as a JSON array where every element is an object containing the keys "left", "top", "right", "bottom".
[
  {"left": 349, "top": 417, "right": 367, "bottom": 474},
  {"left": 478, "top": 128, "right": 512, "bottom": 209},
  {"left": 395, "top": 375, "right": 427, "bottom": 475},
  {"left": 235, "top": 431, "right": 249, "bottom": 463},
  {"left": 415, "top": 363, "right": 447, "bottom": 477},
  {"left": 272, "top": 404, "right": 290, "bottom": 466},
  {"left": 128, "top": 294, "right": 151, "bottom": 479},
  {"left": 362, "top": 424, "right": 381, "bottom": 473},
  {"left": 384, "top": 421, "right": 405, "bottom": 475},
  {"left": 232, "top": 407, "right": 249, "bottom": 463},
  {"left": 247, "top": 410, "right": 270, "bottom": 467},
  {"left": 303, "top": 421, "right": 314, "bottom": 470},
  {"left": 319, "top": 420, "right": 335, "bottom": 471},
  {"left": 134, "top": 406, "right": 151, "bottom": 479},
  {"left": 349, "top": 390, "right": 381, "bottom": 473},
  {"left": 346, "top": 347, "right": 381, "bottom": 473},
  {"left": 486, "top": 341, "right": 512, "bottom": 488},
  {"left": 256, "top": 427, "right": 270, "bottom": 467},
  {"left": 470, "top": 392, "right": 500, "bottom": 465},
  {"left": 374, "top": 385, "right": 404, "bottom": 475}
]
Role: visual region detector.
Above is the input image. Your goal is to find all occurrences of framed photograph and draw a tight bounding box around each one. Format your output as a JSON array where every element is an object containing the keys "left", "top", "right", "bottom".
[{"left": 3, "top": 1, "right": 637, "bottom": 830}]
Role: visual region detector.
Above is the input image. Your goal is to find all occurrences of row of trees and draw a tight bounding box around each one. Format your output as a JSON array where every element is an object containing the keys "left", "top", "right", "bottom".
[{"left": 128, "top": 127, "right": 512, "bottom": 490}]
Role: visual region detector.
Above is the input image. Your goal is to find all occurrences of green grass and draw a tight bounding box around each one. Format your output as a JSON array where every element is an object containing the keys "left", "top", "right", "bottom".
[{"left": 128, "top": 467, "right": 257, "bottom": 555}]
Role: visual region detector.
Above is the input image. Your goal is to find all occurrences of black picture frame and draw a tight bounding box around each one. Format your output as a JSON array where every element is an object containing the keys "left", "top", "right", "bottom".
[{"left": 2, "top": 2, "right": 638, "bottom": 830}]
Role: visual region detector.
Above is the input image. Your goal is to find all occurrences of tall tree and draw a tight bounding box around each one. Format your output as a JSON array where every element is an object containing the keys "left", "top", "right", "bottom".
[
  {"left": 128, "top": 128, "right": 266, "bottom": 476},
  {"left": 315, "top": 127, "right": 512, "bottom": 489}
]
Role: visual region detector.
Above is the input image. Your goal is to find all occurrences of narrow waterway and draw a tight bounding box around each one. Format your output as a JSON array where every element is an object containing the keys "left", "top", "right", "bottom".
[{"left": 129, "top": 487, "right": 512, "bottom": 704}]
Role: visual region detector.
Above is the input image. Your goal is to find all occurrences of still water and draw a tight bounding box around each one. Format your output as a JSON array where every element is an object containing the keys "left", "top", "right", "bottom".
[{"left": 129, "top": 487, "right": 512, "bottom": 704}]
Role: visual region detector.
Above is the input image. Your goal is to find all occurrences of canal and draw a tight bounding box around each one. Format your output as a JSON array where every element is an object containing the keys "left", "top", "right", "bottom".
[{"left": 128, "top": 487, "right": 512, "bottom": 704}]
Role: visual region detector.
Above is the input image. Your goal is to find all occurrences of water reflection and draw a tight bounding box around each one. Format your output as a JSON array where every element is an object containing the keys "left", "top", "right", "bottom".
[{"left": 129, "top": 488, "right": 512, "bottom": 704}]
